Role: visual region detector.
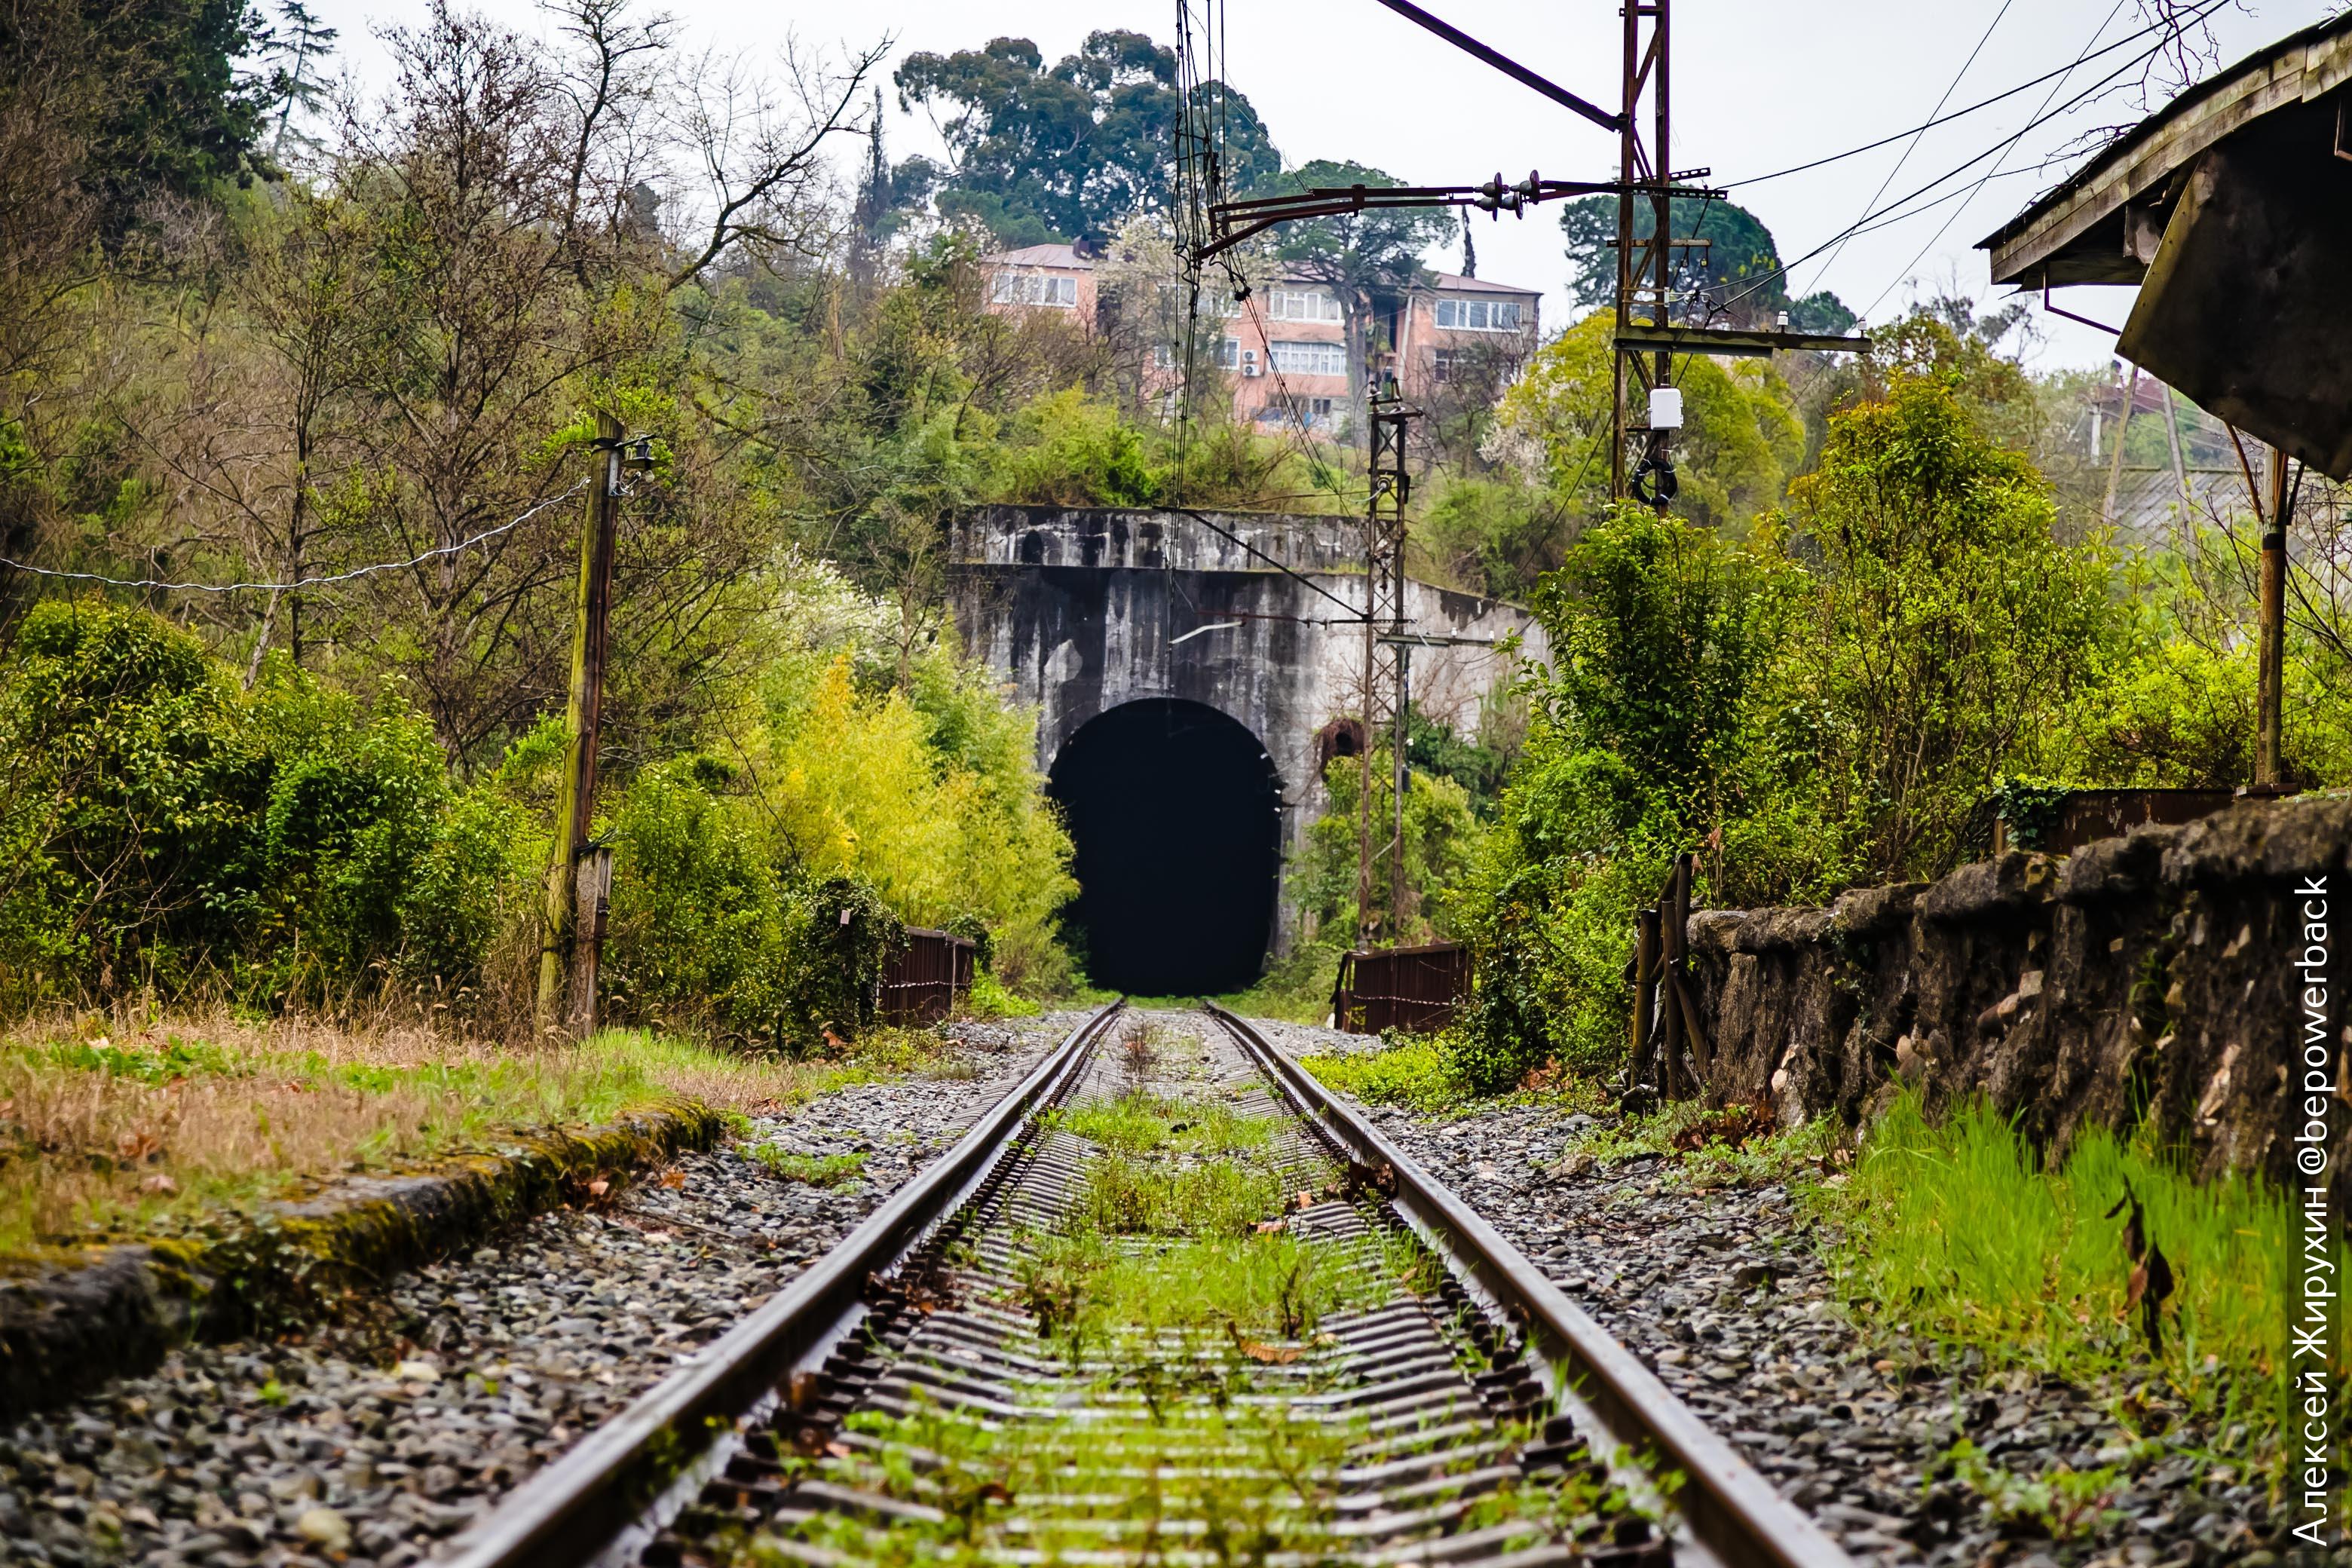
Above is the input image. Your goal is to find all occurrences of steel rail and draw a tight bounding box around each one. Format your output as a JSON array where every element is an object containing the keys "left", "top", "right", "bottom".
[
  {"left": 1206, "top": 1003, "right": 1855, "bottom": 1568},
  {"left": 438, "top": 1000, "right": 1128, "bottom": 1568}
]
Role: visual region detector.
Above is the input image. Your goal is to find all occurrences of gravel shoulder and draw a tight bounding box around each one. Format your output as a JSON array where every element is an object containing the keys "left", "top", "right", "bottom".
[
  {"left": 1248, "top": 1018, "right": 2300, "bottom": 1568},
  {"left": 0, "top": 1014, "right": 1080, "bottom": 1568}
]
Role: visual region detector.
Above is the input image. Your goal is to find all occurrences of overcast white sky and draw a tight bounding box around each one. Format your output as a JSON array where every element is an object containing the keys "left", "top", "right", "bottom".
[{"left": 302, "top": 0, "right": 2332, "bottom": 371}]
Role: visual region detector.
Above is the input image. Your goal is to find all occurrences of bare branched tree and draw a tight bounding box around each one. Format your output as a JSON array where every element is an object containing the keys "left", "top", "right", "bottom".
[
  {"left": 551, "top": 0, "right": 675, "bottom": 281},
  {"left": 663, "top": 38, "right": 887, "bottom": 289}
]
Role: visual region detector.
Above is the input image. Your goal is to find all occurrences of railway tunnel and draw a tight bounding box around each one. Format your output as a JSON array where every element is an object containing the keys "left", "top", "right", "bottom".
[{"left": 1046, "top": 698, "right": 1282, "bottom": 995}]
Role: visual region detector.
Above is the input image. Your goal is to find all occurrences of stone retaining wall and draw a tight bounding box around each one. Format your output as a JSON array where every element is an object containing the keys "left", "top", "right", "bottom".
[{"left": 1684, "top": 793, "right": 2350, "bottom": 1186}]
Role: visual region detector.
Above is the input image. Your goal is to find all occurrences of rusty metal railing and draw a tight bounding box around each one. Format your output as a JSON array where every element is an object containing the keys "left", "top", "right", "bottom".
[
  {"left": 1331, "top": 941, "right": 1471, "bottom": 1034},
  {"left": 878, "top": 927, "right": 976, "bottom": 1026}
]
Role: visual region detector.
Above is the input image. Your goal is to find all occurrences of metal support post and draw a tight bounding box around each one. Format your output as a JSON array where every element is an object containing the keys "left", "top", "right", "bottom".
[
  {"left": 1631, "top": 907, "right": 1659, "bottom": 1086},
  {"left": 1611, "top": 0, "right": 1675, "bottom": 508},
  {"left": 1391, "top": 644, "right": 1410, "bottom": 937},
  {"left": 2256, "top": 445, "right": 2288, "bottom": 787}
]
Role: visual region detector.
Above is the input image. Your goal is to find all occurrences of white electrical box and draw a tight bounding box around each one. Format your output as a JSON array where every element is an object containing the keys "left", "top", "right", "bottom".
[{"left": 1649, "top": 387, "right": 1684, "bottom": 430}]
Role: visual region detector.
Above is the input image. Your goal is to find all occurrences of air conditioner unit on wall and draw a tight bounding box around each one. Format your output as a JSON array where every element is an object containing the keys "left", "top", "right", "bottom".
[{"left": 1242, "top": 363, "right": 1261, "bottom": 378}]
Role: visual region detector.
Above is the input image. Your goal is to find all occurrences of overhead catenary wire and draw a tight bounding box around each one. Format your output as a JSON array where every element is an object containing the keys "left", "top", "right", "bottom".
[
  {"left": 1792, "top": 0, "right": 2019, "bottom": 305},
  {"left": 1857, "top": 0, "right": 2131, "bottom": 323},
  {"left": 0, "top": 481, "right": 590, "bottom": 594},
  {"left": 1720, "top": 2, "right": 2210, "bottom": 190},
  {"left": 1698, "top": 5, "right": 2222, "bottom": 329}
]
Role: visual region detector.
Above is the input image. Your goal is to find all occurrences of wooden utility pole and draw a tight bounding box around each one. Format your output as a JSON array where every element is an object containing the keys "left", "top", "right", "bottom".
[
  {"left": 2256, "top": 444, "right": 2288, "bottom": 787},
  {"left": 2102, "top": 364, "right": 2139, "bottom": 528},
  {"left": 538, "top": 413, "right": 624, "bottom": 1039}
]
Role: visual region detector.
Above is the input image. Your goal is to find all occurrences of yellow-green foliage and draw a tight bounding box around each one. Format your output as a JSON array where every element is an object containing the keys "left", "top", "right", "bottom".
[
  {"left": 604, "top": 567, "right": 1076, "bottom": 1037},
  {"left": 762, "top": 657, "right": 1073, "bottom": 939},
  {"left": 1494, "top": 312, "right": 1802, "bottom": 531}
]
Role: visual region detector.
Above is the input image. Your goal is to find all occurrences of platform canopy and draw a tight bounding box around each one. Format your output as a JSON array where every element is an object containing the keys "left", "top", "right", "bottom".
[{"left": 1979, "top": 15, "right": 2352, "bottom": 478}]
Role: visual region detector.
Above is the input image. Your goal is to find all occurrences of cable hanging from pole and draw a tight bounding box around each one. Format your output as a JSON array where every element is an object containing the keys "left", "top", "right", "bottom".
[{"left": 0, "top": 482, "right": 592, "bottom": 595}]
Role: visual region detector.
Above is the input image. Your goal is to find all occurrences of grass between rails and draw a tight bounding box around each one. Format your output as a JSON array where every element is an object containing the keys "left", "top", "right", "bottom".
[
  {"left": 742, "top": 1083, "right": 1636, "bottom": 1568},
  {"left": 1300, "top": 1032, "right": 1616, "bottom": 1118},
  {"left": 0, "top": 1012, "right": 960, "bottom": 1257}
]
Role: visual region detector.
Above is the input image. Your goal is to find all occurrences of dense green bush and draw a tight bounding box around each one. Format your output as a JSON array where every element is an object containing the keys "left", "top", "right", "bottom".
[
  {"left": 0, "top": 601, "right": 525, "bottom": 1009},
  {"left": 0, "top": 585, "right": 1076, "bottom": 1041},
  {"left": 1291, "top": 746, "right": 1484, "bottom": 951},
  {"left": 1447, "top": 371, "right": 2329, "bottom": 1092}
]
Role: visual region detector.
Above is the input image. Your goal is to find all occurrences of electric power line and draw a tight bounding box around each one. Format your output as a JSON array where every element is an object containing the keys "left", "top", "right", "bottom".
[
  {"left": 1793, "top": 0, "right": 2020, "bottom": 305},
  {"left": 1699, "top": 2, "right": 2222, "bottom": 326},
  {"left": 1859, "top": 0, "right": 2132, "bottom": 322},
  {"left": 0, "top": 482, "right": 590, "bottom": 594},
  {"left": 1721, "top": 2, "right": 2207, "bottom": 191}
]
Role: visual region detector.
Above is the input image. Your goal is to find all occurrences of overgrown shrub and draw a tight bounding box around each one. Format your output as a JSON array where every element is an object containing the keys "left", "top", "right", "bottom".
[
  {"left": 0, "top": 602, "right": 524, "bottom": 1010},
  {"left": 601, "top": 580, "right": 1076, "bottom": 1042}
]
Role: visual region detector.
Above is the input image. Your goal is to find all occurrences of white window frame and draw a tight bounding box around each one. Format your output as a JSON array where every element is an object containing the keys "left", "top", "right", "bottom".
[
  {"left": 1435, "top": 296, "right": 1523, "bottom": 332},
  {"left": 1268, "top": 339, "right": 1348, "bottom": 377},
  {"left": 992, "top": 270, "right": 1078, "bottom": 308},
  {"left": 1266, "top": 286, "right": 1343, "bottom": 323}
]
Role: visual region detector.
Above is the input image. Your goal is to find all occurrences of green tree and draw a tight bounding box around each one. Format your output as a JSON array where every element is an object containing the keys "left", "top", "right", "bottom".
[
  {"left": 896, "top": 32, "right": 1278, "bottom": 245},
  {"left": 1450, "top": 506, "right": 1796, "bottom": 1086},
  {"left": 1766, "top": 375, "right": 2120, "bottom": 880},
  {"left": 256, "top": 0, "right": 338, "bottom": 159},
  {"left": 1490, "top": 312, "right": 1803, "bottom": 532},
  {"left": 1294, "top": 748, "right": 1484, "bottom": 950},
  {"left": 1271, "top": 159, "right": 1452, "bottom": 441},
  {"left": 1557, "top": 194, "right": 1851, "bottom": 331}
]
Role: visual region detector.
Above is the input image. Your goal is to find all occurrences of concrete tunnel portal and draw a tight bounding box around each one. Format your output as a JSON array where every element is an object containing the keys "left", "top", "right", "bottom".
[{"left": 1046, "top": 698, "right": 1283, "bottom": 996}]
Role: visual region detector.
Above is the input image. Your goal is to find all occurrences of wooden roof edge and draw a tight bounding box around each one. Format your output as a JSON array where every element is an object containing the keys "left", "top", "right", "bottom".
[{"left": 1977, "top": 13, "right": 2352, "bottom": 285}]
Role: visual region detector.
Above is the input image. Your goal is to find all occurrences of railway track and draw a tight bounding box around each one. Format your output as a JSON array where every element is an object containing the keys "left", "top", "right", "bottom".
[{"left": 439, "top": 1004, "right": 1852, "bottom": 1568}]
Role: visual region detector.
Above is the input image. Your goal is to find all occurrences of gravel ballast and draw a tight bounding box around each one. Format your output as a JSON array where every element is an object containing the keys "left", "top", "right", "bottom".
[
  {"left": 0, "top": 1015, "right": 1076, "bottom": 1568},
  {"left": 1250, "top": 1017, "right": 2305, "bottom": 1568}
]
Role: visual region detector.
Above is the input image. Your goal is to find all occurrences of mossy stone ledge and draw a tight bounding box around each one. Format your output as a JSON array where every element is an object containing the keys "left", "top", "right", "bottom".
[{"left": 0, "top": 1101, "right": 723, "bottom": 1422}]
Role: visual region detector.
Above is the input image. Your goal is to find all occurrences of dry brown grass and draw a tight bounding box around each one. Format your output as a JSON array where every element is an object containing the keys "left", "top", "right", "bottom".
[{"left": 0, "top": 1006, "right": 930, "bottom": 1256}]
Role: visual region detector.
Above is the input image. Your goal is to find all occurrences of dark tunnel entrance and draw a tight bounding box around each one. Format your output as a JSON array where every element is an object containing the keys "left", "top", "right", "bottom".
[{"left": 1048, "top": 699, "right": 1282, "bottom": 995}]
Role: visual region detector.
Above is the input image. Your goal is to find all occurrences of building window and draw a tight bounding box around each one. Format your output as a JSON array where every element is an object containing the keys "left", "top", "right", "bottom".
[
  {"left": 1432, "top": 348, "right": 1455, "bottom": 384},
  {"left": 1255, "top": 397, "right": 1334, "bottom": 427},
  {"left": 1217, "top": 337, "right": 1241, "bottom": 369},
  {"left": 1152, "top": 342, "right": 1174, "bottom": 369},
  {"left": 1266, "top": 286, "right": 1343, "bottom": 322},
  {"left": 1435, "top": 296, "right": 1521, "bottom": 331},
  {"left": 1269, "top": 339, "right": 1348, "bottom": 376},
  {"left": 991, "top": 271, "right": 1078, "bottom": 307}
]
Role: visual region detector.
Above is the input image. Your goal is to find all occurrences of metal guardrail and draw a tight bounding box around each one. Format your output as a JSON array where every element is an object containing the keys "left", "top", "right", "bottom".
[
  {"left": 1331, "top": 940, "right": 1472, "bottom": 1034},
  {"left": 879, "top": 926, "right": 976, "bottom": 1026},
  {"left": 1209, "top": 1003, "right": 1854, "bottom": 1568},
  {"left": 436, "top": 1000, "right": 1127, "bottom": 1568}
]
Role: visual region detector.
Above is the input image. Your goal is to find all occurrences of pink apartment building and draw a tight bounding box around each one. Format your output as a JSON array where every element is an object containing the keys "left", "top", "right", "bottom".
[{"left": 984, "top": 242, "right": 1539, "bottom": 430}]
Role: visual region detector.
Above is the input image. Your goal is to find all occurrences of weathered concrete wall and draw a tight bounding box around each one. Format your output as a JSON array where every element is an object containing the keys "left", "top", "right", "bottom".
[
  {"left": 1685, "top": 793, "right": 2351, "bottom": 1186},
  {"left": 952, "top": 504, "right": 1545, "bottom": 951}
]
